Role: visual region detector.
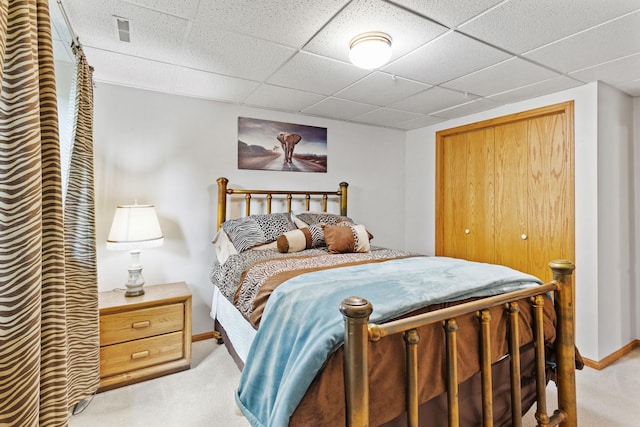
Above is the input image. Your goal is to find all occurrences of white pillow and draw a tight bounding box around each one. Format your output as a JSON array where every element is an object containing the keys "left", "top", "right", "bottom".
[
  {"left": 249, "top": 241, "right": 278, "bottom": 251},
  {"left": 212, "top": 229, "right": 238, "bottom": 265},
  {"left": 290, "top": 212, "right": 309, "bottom": 229}
]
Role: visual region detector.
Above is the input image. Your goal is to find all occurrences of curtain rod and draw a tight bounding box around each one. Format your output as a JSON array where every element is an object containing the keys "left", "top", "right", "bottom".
[{"left": 55, "top": 0, "right": 81, "bottom": 48}]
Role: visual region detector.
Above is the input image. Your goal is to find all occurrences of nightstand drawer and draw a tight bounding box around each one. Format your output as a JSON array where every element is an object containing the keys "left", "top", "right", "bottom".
[
  {"left": 100, "top": 331, "right": 184, "bottom": 378},
  {"left": 100, "top": 303, "right": 184, "bottom": 346},
  {"left": 98, "top": 282, "right": 192, "bottom": 392}
]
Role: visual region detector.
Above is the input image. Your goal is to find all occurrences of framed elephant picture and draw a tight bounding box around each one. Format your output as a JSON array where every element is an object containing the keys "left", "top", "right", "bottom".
[{"left": 237, "top": 117, "right": 327, "bottom": 173}]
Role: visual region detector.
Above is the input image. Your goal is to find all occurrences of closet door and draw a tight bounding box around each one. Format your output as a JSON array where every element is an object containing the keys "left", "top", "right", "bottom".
[
  {"left": 440, "top": 132, "right": 468, "bottom": 259},
  {"left": 490, "top": 113, "right": 573, "bottom": 282},
  {"left": 527, "top": 113, "right": 574, "bottom": 282},
  {"left": 466, "top": 128, "right": 495, "bottom": 263},
  {"left": 494, "top": 121, "right": 529, "bottom": 273},
  {"left": 438, "top": 128, "right": 495, "bottom": 263},
  {"left": 436, "top": 101, "right": 574, "bottom": 283}
]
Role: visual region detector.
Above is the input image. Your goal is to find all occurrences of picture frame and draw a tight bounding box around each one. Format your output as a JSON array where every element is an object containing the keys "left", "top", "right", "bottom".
[{"left": 238, "top": 117, "right": 327, "bottom": 173}]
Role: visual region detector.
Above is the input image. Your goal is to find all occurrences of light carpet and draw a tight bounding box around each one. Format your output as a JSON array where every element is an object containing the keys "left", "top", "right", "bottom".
[{"left": 69, "top": 341, "right": 640, "bottom": 426}]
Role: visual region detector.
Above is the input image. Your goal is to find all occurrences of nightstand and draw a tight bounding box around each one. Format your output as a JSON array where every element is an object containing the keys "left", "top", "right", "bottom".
[{"left": 98, "top": 282, "right": 192, "bottom": 392}]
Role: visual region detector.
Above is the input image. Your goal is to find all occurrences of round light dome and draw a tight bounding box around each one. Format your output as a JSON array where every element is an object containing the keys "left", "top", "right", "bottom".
[{"left": 349, "top": 32, "right": 392, "bottom": 69}]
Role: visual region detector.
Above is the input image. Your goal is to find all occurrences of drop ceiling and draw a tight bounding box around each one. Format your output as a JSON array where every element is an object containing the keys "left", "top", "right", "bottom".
[{"left": 51, "top": 0, "right": 640, "bottom": 130}]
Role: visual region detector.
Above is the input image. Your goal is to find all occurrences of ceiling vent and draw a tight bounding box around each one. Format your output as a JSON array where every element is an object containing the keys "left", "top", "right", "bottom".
[{"left": 114, "top": 16, "right": 131, "bottom": 43}]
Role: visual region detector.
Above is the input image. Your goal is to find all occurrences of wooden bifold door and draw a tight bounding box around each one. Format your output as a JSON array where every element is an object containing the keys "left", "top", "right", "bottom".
[{"left": 435, "top": 102, "right": 575, "bottom": 283}]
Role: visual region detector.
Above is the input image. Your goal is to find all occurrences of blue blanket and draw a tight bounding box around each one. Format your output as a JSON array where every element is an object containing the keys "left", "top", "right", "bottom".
[{"left": 235, "top": 256, "right": 541, "bottom": 427}]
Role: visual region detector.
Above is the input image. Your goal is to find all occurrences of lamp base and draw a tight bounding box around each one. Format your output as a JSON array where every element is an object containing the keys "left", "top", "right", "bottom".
[
  {"left": 125, "top": 286, "right": 145, "bottom": 297},
  {"left": 124, "top": 259, "right": 146, "bottom": 297}
]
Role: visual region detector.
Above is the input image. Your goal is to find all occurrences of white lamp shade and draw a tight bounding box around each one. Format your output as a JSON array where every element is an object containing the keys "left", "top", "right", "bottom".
[
  {"left": 107, "top": 204, "right": 164, "bottom": 250},
  {"left": 349, "top": 32, "right": 392, "bottom": 69}
]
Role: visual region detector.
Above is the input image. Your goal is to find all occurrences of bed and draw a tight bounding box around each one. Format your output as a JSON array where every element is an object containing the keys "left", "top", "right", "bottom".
[{"left": 209, "top": 177, "right": 581, "bottom": 427}]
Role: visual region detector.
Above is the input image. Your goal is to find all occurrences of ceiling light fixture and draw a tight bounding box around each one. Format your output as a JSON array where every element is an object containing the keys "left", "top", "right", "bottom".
[{"left": 349, "top": 31, "right": 392, "bottom": 69}]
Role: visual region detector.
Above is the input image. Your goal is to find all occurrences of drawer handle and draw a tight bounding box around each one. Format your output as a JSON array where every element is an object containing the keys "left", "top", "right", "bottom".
[
  {"left": 131, "top": 350, "right": 150, "bottom": 360},
  {"left": 131, "top": 320, "right": 151, "bottom": 329}
]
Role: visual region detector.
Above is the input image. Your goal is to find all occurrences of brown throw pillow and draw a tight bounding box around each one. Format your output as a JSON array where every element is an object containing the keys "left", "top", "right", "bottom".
[
  {"left": 336, "top": 219, "right": 374, "bottom": 240},
  {"left": 323, "top": 224, "right": 371, "bottom": 254}
]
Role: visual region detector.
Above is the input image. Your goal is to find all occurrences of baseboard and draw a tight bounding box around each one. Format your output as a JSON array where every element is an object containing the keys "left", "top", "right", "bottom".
[
  {"left": 582, "top": 339, "right": 640, "bottom": 370},
  {"left": 192, "top": 331, "right": 216, "bottom": 342}
]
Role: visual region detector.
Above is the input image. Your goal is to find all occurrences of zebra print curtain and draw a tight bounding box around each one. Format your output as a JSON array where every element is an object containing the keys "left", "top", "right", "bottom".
[
  {"left": 63, "top": 44, "right": 100, "bottom": 409},
  {"left": 0, "top": 0, "right": 99, "bottom": 425}
]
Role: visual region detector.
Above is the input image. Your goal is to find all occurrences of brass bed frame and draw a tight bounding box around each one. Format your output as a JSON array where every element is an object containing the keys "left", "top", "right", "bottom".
[
  {"left": 216, "top": 176, "right": 348, "bottom": 230},
  {"left": 215, "top": 177, "right": 578, "bottom": 427}
]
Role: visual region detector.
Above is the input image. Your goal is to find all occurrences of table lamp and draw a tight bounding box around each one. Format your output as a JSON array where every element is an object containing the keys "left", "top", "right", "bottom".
[{"left": 107, "top": 203, "right": 164, "bottom": 297}]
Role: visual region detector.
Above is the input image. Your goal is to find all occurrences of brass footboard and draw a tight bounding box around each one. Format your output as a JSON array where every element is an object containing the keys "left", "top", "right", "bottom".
[{"left": 340, "top": 260, "right": 576, "bottom": 427}]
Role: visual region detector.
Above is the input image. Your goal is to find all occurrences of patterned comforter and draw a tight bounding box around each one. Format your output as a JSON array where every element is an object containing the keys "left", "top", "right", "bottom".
[{"left": 209, "top": 246, "right": 416, "bottom": 327}]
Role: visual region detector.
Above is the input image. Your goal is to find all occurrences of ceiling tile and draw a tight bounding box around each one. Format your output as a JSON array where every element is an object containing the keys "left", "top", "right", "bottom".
[
  {"left": 441, "top": 57, "right": 561, "bottom": 97},
  {"left": 173, "top": 68, "right": 260, "bottom": 102},
  {"left": 431, "top": 98, "right": 502, "bottom": 120},
  {"left": 334, "top": 72, "right": 430, "bottom": 106},
  {"left": 459, "top": 0, "right": 640, "bottom": 53},
  {"left": 59, "top": 0, "right": 640, "bottom": 131},
  {"left": 50, "top": 2, "right": 74, "bottom": 42},
  {"left": 303, "top": 0, "right": 448, "bottom": 64},
  {"left": 123, "top": 0, "right": 200, "bottom": 19},
  {"left": 615, "top": 79, "right": 640, "bottom": 97},
  {"left": 65, "top": 0, "right": 189, "bottom": 64},
  {"left": 384, "top": 31, "right": 512, "bottom": 85},
  {"left": 351, "top": 108, "right": 425, "bottom": 127},
  {"left": 181, "top": 25, "right": 296, "bottom": 81},
  {"left": 391, "top": 0, "right": 504, "bottom": 28},
  {"left": 569, "top": 53, "right": 640, "bottom": 87},
  {"left": 267, "top": 52, "right": 370, "bottom": 95},
  {"left": 524, "top": 11, "right": 640, "bottom": 73},
  {"left": 395, "top": 115, "right": 445, "bottom": 130},
  {"left": 487, "top": 76, "right": 584, "bottom": 104},
  {"left": 202, "top": 0, "right": 349, "bottom": 48},
  {"left": 390, "top": 86, "right": 476, "bottom": 115},
  {"left": 302, "top": 97, "right": 378, "bottom": 120},
  {"left": 85, "top": 47, "right": 177, "bottom": 92},
  {"left": 243, "top": 84, "right": 326, "bottom": 111}
]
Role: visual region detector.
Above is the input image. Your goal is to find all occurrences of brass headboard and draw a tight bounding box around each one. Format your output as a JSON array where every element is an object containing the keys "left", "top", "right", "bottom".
[{"left": 216, "top": 177, "right": 349, "bottom": 230}]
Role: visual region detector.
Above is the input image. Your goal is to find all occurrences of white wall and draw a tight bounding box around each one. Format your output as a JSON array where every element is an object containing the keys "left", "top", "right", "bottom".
[
  {"left": 596, "top": 83, "right": 635, "bottom": 357},
  {"left": 93, "top": 80, "right": 638, "bottom": 359},
  {"left": 93, "top": 83, "right": 406, "bottom": 335},
  {"left": 404, "top": 82, "right": 638, "bottom": 361},
  {"left": 634, "top": 97, "right": 640, "bottom": 341}
]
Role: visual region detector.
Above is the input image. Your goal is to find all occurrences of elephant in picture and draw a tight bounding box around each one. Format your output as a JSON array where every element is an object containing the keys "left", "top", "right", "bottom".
[{"left": 277, "top": 132, "right": 302, "bottom": 164}]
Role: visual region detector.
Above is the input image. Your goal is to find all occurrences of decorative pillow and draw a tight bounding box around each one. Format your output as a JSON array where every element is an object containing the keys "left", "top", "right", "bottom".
[
  {"left": 290, "top": 212, "right": 310, "bottom": 229},
  {"left": 211, "top": 229, "right": 238, "bottom": 265},
  {"left": 294, "top": 212, "right": 353, "bottom": 227},
  {"left": 276, "top": 224, "right": 324, "bottom": 253},
  {"left": 336, "top": 219, "right": 374, "bottom": 241},
  {"left": 323, "top": 224, "right": 371, "bottom": 254},
  {"left": 221, "top": 212, "right": 296, "bottom": 253},
  {"left": 249, "top": 241, "right": 278, "bottom": 251}
]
